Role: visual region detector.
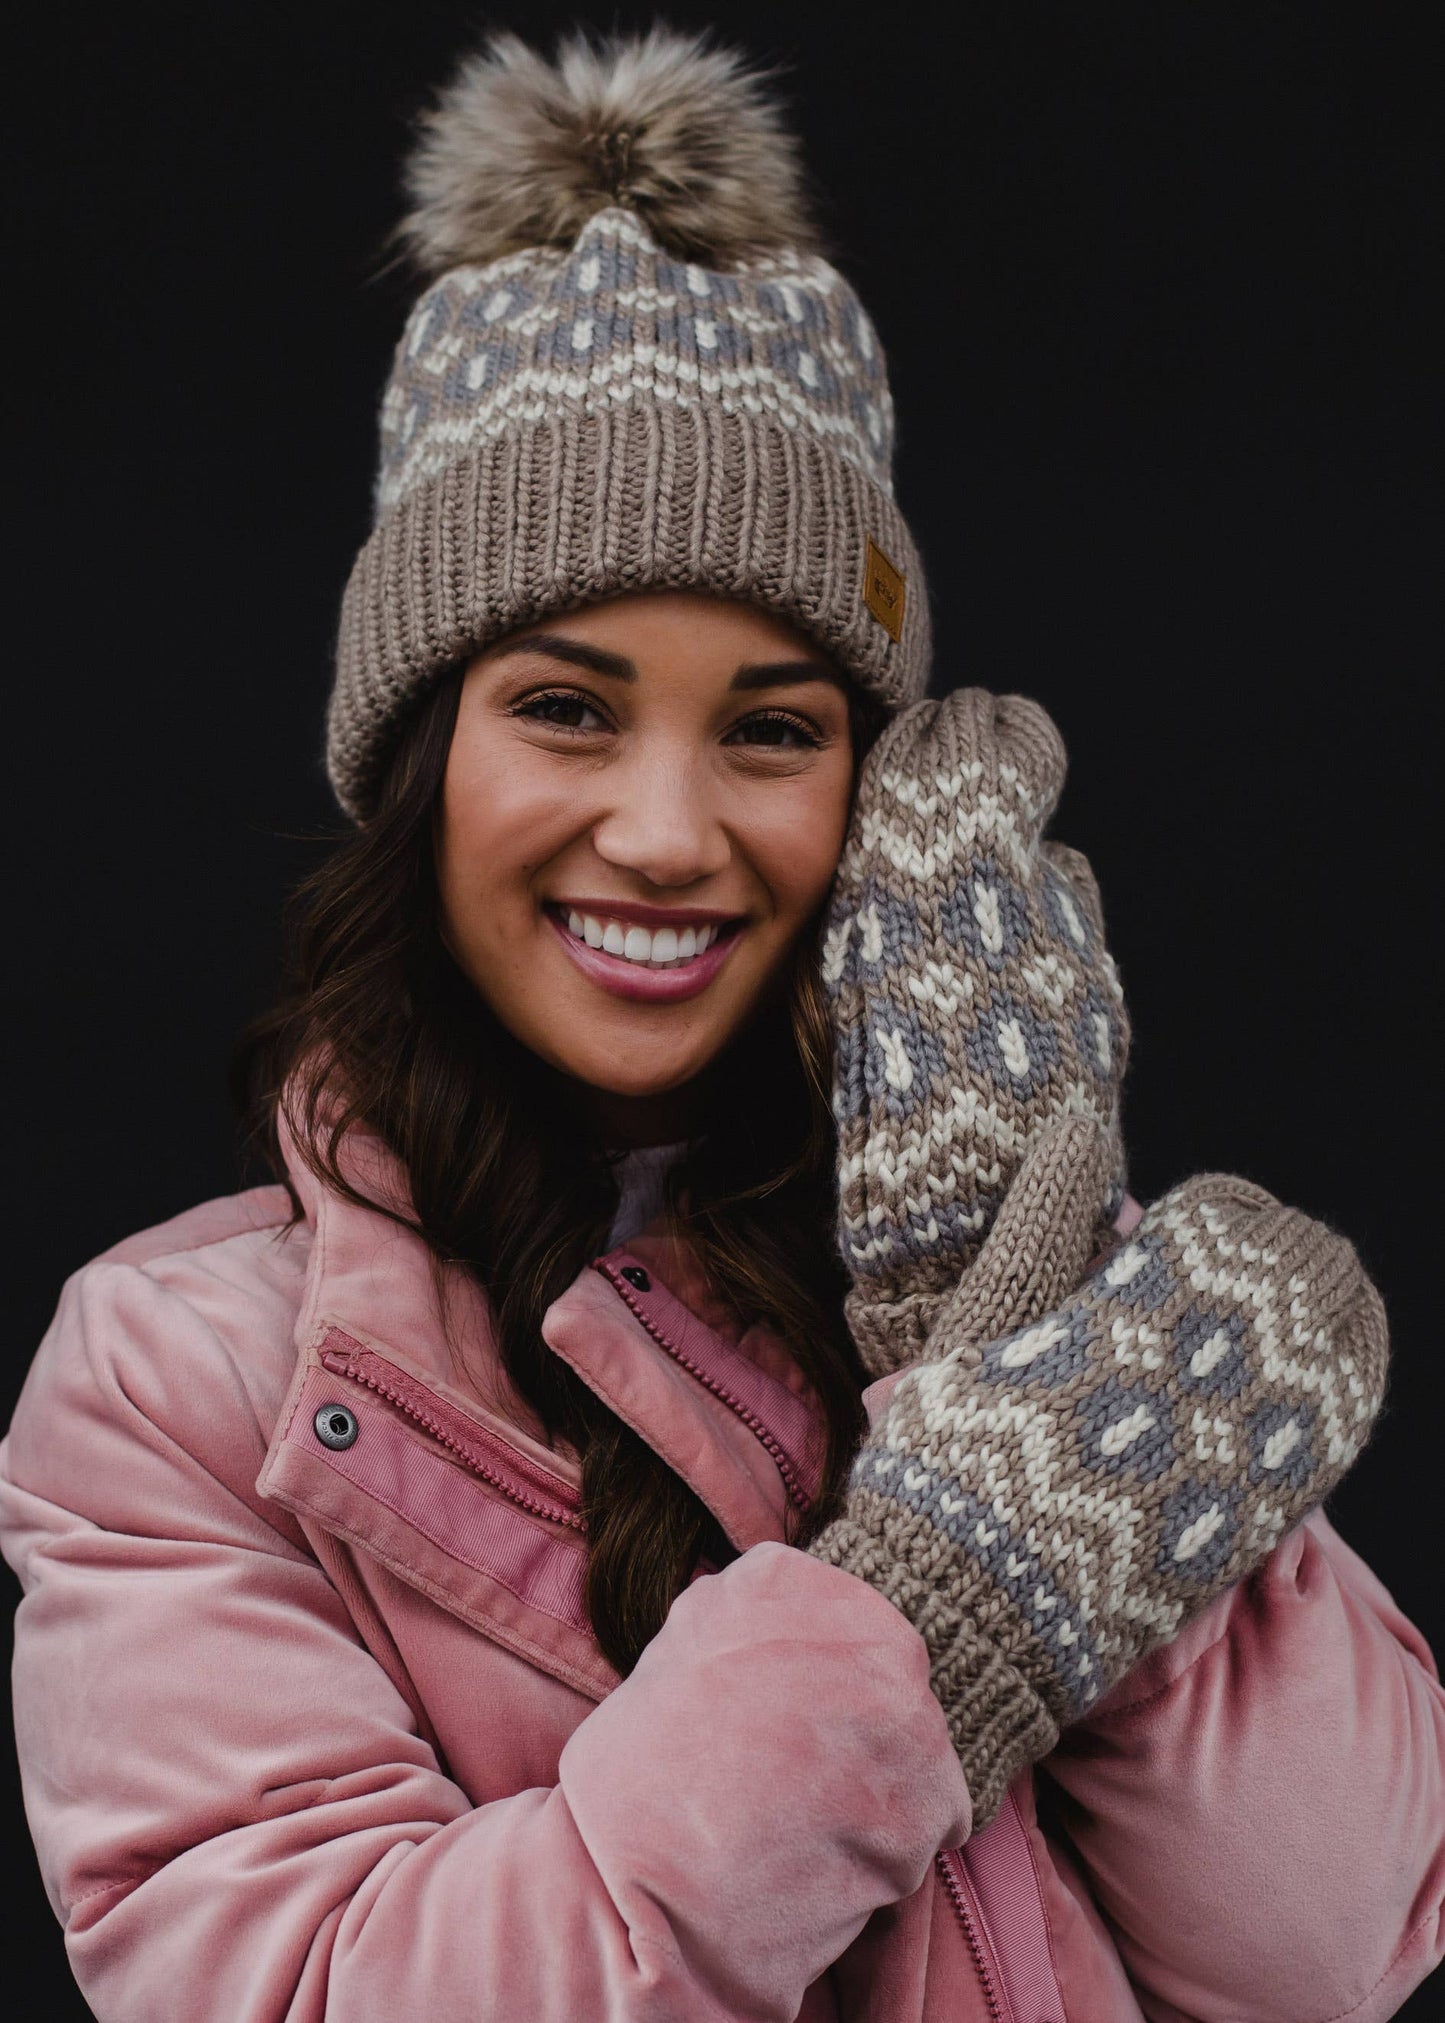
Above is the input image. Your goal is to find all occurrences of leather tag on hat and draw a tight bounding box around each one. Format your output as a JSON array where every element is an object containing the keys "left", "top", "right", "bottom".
[{"left": 862, "top": 537, "right": 906, "bottom": 642}]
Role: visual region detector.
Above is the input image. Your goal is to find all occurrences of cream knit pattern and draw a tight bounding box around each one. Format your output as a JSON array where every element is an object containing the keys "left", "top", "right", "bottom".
[
  {"left": 809, "top": 1153, "right": 1390, "bottom": 1831},
  {"left": 823, "top": 688, "right": 1131, "bottom": 1377}
]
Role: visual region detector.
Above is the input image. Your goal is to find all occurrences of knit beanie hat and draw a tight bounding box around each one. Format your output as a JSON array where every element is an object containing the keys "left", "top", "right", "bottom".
[{"left": 327, "top": 27, "right": 932, "bottom": 819}]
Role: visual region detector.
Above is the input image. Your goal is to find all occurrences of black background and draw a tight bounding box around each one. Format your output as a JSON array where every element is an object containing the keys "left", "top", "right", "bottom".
[{"left": 5, "top": 2, "right": 1440, "bottom": 2012}]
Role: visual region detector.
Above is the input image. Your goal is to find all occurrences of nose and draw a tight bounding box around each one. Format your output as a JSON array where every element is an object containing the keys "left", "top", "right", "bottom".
[{"left": 590, "top": 748, "right": 731, "bottom": 889}]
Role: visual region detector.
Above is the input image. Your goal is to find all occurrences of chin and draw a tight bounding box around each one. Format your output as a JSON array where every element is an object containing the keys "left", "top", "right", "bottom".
[{"left": 566, "top": 1054, "right": 709, "bottom": 1101}]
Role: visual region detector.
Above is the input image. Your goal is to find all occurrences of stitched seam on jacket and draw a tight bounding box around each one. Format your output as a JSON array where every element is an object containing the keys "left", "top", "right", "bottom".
[
  {"left": 1311, "top": 1901, "right": 1443, "bottom": 2023},
  {"left": 303, "top": 1453, "right": 587, "bottom": 1631},
  {"left": 121, "top": 1201, "right": 292, "bottom": 1272},
  {"left": 68, "top": 1872, "right": 149, "bottom": 1912}
]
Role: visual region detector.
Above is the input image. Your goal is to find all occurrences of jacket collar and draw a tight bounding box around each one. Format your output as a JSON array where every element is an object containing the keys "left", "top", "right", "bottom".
[
  {"left": 276, "top": 1104, "right": 564, "bottom": 1462},
  {"left": 256, "top": 1112, "right": 825, "bottom": 1696},
  {"left": 273, "top": 1109, "right": 823, "bottom": 1523}
]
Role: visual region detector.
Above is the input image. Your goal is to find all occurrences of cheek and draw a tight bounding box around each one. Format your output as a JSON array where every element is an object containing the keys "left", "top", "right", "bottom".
[
  {"left": 437, "top": 738, "right": 575, "bottom": 934},
  {"left": 741, "top": 767, "right": 852, "bottom": 928}
]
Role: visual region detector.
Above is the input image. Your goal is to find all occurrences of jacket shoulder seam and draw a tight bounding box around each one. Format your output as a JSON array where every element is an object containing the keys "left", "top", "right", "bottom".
[
  {"left": 90, "top": 1188, "right": 295, "bottom": 1274},
  {"left": 67, "top": 1869, "right": 152, "bottom": 1915},
  {"left": 131, "top": 1217, "right": 294, "bottom": 1274}
]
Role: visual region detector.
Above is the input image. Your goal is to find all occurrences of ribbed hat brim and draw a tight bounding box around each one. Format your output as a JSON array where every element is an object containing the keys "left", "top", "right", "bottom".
[{"left": 328, "top": 403, "right": 930, "bottom": 819}]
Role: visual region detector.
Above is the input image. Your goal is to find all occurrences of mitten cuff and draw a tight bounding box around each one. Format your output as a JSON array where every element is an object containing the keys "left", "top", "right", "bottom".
[{"left": 808, "top": 1509, "right": 1059, "bottom": 1832}]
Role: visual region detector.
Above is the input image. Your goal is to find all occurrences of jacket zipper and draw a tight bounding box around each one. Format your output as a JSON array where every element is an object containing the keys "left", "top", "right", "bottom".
[
  {"left": 937, "top": 1849, "right": 1009, "bottom": 2023},
  {"left": 318, "top": 1331, "right": 584, "bottom": 1532},
  {"left": 592, "top": 1260, "right": 813, "bottom": 1513}
]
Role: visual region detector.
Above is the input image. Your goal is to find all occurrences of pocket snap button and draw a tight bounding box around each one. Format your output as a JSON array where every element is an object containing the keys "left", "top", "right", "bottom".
[{"left": 314, "top": 1403, "right": 359, "bottom": 1451}]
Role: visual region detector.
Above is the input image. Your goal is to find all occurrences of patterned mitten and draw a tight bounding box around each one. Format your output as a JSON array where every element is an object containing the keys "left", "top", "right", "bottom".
[
  {"left": 809, "top": 1125, "right": 1391, "bottom": 1832},
  {"left": 825, "top": 686, "right": 1131, "bottom": 1376}
]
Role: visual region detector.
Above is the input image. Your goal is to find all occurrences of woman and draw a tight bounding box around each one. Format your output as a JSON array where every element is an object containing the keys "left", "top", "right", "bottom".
[{"left": 2, "top": 27, "right": 1440, "bottom": 2022}]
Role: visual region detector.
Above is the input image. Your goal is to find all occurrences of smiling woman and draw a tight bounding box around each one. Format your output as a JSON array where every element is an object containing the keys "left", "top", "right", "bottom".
[
  {"left": 439, "top": 593, "right": 858, "bottom": 1100},
  {"left": 2, "top": 20, "right": 1441, "bottom": 2023}
]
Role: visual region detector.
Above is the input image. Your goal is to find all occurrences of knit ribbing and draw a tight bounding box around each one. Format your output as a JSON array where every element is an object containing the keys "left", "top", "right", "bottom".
[
  {"left": 810, "top": 1510, "right": 1060, "bottom": 1831},
  {"left": 327, "top": 204, "right": 931, "bottom": 817},
  {"left": 330, "top": 402, "right": 928, "bottom": 818}
]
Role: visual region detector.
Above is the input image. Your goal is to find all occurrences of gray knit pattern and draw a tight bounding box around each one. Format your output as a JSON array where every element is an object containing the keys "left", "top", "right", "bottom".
[
  {"left": 328, "top": 205, "right": 930, "bottom": 817},
  {"left": 810, "top": 1171, "right": 1390, "bottom": 1831},
  {"left": 824, "top": 688, "right": 1131, "bottom": 1376},
  {"left": 375, "top": 204, "right": 895, "bottom": 510}
]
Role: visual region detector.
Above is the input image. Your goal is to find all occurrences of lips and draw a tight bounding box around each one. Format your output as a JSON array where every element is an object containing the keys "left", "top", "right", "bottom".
[{"left": 544, "top": 903, "right": 745, "bottom": 1003}]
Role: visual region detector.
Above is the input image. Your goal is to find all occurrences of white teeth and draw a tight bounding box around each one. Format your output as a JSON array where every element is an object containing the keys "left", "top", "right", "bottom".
[{"left": 560, "top": 910, "right": 730, "bottom": 967}]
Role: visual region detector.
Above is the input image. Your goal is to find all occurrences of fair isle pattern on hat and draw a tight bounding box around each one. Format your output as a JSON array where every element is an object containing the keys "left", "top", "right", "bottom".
[
  {"left": 824, "top": 688, "right": 1131, "bottom": 1377},
  {"left": 809, "top": 1170, "right": 1391, "bottom": 1831},
  {"left": 326, "top": 29, "right": 932, "bottom": 820},
  {"left": 375, "top": 207, "right": 897, "bottom": 514}
]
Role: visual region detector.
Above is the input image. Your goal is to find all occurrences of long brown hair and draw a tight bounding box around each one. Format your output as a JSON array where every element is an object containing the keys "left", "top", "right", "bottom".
[{"left": 235, "top": 665, "right": 882, "bottom": 1676}]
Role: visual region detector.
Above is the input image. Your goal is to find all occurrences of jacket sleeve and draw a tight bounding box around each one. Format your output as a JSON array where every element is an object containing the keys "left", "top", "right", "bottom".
[
  {"left": 1038, "top": 1504, "right": 1445, "bottom": 2022},
  {"left": 0, "top": 1259, "right": 970, "bottom": 2023}
]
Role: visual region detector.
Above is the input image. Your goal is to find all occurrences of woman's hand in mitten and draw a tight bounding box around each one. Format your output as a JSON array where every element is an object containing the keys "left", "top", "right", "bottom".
[
  {"left": 808, "top": 1147, "right": 1390, "bottom": 1833},
  {"left": 825, "top": 687, "right": 1131, "bottom": 1376}
]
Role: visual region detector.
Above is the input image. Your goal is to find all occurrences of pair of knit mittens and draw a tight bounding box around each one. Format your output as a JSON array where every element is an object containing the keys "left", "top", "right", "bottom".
[{"left": 807, "top": 690, "right": 1390, "bottom": 1832}]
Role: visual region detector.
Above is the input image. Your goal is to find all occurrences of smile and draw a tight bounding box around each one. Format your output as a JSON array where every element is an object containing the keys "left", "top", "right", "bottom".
[{"left": 544, "top": 904, "right": 745, "bottom": 1003}]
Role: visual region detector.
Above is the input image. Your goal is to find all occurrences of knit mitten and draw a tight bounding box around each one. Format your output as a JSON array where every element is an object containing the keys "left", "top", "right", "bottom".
[
  {"left": 809, "top": 1125, "right": 1391, "bottom": 1832},
  {"left": 825, "top": 687, "right": 1131, "bottom": 1376}
]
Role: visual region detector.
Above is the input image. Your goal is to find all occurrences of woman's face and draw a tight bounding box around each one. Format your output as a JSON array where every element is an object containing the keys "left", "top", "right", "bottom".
[{"left": 437, "top": 591, "right": 855, "bottom": 1114}]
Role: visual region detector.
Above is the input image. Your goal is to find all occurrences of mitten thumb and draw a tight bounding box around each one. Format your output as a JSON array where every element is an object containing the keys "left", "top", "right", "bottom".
[
  {"left": 842, "top": 1114, "right": 1115, "bottom": 1374},
  {"left": 929, "top": 1113, "right": 1113, "bottom": 1353}
]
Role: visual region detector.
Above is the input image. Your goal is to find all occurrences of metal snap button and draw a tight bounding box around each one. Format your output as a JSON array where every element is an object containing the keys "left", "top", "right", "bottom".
[
  {"left": 620, "top": 1265, "right": 651, "bottom": 1292},
  {"left": 314, "top": 1403, "right": 359, "bottom": 1451}
]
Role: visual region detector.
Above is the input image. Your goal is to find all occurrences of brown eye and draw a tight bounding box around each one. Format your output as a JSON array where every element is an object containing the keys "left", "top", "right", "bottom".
[
  {"left": 515, "top": 690, "right": 607, "bottom": 731},
  {"left": 728, "top": 711, "right": 822, "bottom": 750}
]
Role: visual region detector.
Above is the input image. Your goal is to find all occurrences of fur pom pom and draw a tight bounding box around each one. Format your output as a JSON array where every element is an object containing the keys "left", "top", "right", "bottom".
[{"left": 394, "top": 25, "right": 821, "bottom": 276}]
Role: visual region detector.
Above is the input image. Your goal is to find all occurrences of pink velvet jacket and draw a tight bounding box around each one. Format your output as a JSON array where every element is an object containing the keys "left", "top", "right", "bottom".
[{"left": 1, "top": 1124, "right": 1441, "bottom": 2022}]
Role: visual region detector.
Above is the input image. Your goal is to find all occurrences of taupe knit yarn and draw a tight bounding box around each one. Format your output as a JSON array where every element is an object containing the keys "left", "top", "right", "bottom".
[
  {"left": 327, "top": 28, "right": 930, "bottom": 819},
  {"left": 812, "top": 702, "right": 1391, "bottom": 1829},
  {"left": 809, "top": 1123, "right": 1391, "bottom": 1832},
  {"left": 824, "top": 687, "right": 1131, "bottom": 1377}
]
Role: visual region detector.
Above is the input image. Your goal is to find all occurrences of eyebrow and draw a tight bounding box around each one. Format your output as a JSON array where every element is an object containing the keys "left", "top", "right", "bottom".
[
  {"left": 502, "top": 633, "right": 843, "bottom": 692},
  {"left": 729, "top": 660, "right": 847, "bottom": 694},
  {"left": 504, "top": 635, "right": 635, "bottom": 680}
]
